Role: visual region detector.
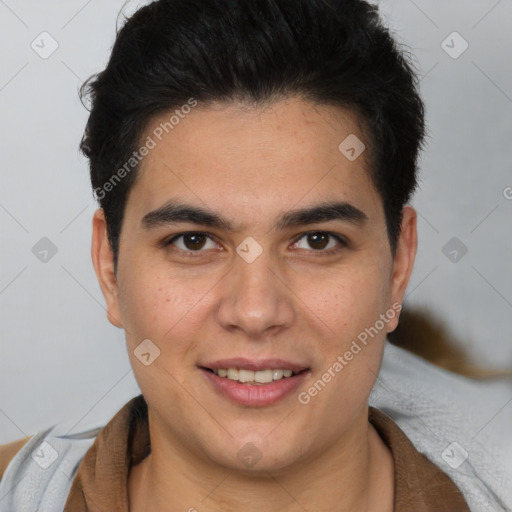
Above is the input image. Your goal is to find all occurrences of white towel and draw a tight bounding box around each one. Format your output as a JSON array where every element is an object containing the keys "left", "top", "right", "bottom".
[{"left": 371, "top": 342, "right": 512, "bottom": 511}]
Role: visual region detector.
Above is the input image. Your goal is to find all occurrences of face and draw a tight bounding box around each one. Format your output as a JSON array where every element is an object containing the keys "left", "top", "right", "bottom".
[{"left": 92, "top": 97, "right": 416, "bottom": 473}]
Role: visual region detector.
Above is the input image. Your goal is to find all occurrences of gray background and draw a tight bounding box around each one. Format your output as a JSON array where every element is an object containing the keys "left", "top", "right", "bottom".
[{"left": 0, "top": 0, "right": 511, "bottom": 444}]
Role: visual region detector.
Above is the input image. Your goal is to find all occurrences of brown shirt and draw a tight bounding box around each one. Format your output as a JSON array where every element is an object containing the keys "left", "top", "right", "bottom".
[{"left": 0, "top": 395, "right": 469, "bottom": 511}]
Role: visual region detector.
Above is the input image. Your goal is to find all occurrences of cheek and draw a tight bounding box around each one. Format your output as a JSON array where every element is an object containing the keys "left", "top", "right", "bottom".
[
  {"left": 299, "top": 263, "right": 388, "bottom": 340},
  {"left": 296, "top": 263, "right": 389, "bottom": 396},
  {"left": 117, "top": 268, "right": 204, "bottom": 345},
  {"left": 119, "top": 271, "right": 207, "bottom": 395}
]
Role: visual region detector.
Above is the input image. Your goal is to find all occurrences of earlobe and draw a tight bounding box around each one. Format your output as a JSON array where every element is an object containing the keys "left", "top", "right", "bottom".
[
  {"left": 91, "top": 208, "right": 124, "bottom": 328},
  {"left": 387, "top": 206, "right": 417, "bottom": 332}
]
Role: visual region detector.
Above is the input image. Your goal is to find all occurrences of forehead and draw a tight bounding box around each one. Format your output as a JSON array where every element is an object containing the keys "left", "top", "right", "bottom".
[{"left": 126, "top": 97, "right": 383, "bottom": 226}]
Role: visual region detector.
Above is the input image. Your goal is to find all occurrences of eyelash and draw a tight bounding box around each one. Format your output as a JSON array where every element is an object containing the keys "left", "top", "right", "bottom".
[{"left": 162, "top": 231, "right": 348, "bottom": 257}]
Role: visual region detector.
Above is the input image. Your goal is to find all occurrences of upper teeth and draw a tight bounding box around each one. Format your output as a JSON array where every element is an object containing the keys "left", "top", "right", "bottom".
[{"left": 214, "top": 368, "right": 294, "bottom": 383}]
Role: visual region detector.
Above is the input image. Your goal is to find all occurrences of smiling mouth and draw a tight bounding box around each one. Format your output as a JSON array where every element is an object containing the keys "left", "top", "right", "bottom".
[{"left": 200, "top": 367, "right": 308, "bottom": 385}]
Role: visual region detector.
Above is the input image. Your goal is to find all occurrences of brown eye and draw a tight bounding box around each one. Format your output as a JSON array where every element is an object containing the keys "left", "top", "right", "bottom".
[
  {"left": 183, "top": 233, "right": 207, "bottom": 250},
  {"left": 167, "top": 232, "right": 218, "bottom": 253},
  {"left": 307, "top": 232, "right": 329, "bottom": 250},
  {"left": 293, "top": 231, "right": 346, "bottom": 253}
]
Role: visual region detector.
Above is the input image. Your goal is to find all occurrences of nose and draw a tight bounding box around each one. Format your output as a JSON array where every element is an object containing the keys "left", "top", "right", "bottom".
[{"left": 216, "top": 247, "right": 296, "bottom": 339}]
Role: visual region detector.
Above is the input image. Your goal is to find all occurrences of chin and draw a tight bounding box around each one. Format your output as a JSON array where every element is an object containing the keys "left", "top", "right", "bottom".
[{"left": 202, "top": 435, "right": 307, "bottom": 475}]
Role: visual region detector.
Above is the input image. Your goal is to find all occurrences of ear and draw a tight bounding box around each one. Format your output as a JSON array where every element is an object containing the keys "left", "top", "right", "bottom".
[
  {"left": 386, "top": 205, "right": 417, "bottom": 333},
  {"left": 91, "top": 208, "right": 123, "bottom": 328}
]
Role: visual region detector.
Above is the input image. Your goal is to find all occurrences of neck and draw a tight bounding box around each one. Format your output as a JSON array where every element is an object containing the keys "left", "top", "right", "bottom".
[{"left": 128, "top": 408, "right": 394, "bottom": 512}]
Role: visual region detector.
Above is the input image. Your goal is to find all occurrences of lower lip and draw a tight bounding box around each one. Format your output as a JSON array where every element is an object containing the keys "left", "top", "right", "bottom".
[{"left": 200, "top": 368, "right": 309, "bottom": 407}]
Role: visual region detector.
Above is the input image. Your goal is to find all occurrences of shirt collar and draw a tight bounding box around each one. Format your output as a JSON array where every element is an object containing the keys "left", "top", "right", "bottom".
[{"left": 64, "top": 395, "right": 468, "bottom": 511}]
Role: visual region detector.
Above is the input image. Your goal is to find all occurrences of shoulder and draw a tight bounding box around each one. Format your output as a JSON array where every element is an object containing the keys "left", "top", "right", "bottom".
[
  {"left": 0, "top": 436, "right": 32, "bottom": 481},
  {"left": 0, "top": 397, "right": 142, "bottom": 511},
  {"left": 373, "top": 343, "right": 512, "bottom": 510},
  {"left": 369, "top": 407, "right": 470, "bottom": 511},
  {"left": 0, "top": 424, "right": 101, "bottom": 511}
]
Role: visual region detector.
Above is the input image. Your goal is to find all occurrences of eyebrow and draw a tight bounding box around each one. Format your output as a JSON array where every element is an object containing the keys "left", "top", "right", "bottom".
[{"left": 141, "top": 200, "right": 369, "bottom": 232}]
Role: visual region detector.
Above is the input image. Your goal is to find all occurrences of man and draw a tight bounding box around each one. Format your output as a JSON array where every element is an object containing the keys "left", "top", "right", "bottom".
[{"left": 0, "top": 0, "right": 503, "bottom": 510}]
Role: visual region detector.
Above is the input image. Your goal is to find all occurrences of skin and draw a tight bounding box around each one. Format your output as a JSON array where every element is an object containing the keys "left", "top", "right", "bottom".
[{"left": 92, "top": 96, "right": 417, "bottom": 511}]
